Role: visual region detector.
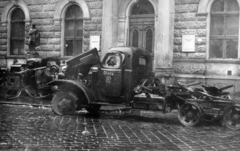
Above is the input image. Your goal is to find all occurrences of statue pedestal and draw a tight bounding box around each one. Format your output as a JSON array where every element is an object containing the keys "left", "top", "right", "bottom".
[{"left": 25, "top": 51, "right": 39, "bottom": 59}]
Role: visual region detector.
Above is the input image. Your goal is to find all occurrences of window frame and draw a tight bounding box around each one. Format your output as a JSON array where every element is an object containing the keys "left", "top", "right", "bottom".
[
  {"left": 64, "top": 5, "right": 84, "bottom": 57},
  {"left": 209, "top": 0, "right": 239, "bottom": 59},
  {"left": 10, "top": 8, "right": 25, "bottom": 56},
  {"left": 1, "top": 0, "right": 30, "bottom": 58},
  {"left": 198, "top": 0, "right": 240, "bottom": 60}
]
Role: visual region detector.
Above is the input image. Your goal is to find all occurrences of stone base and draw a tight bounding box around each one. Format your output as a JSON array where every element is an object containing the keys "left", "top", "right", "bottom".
[{"left": 25, "top": 51, "right": 40, "bottom": 59}]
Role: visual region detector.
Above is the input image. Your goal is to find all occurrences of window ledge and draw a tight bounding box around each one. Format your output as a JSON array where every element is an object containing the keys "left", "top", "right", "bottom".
[
  {"left": 196, "top": 12, "right": 208, "bottom": 16},
  {"left": 173, "top": 59, "right": 240, "bottom": 64},
  {"left": 206, "top": 59, "right": 240, "bottom": 64},
  {"left": 7, "top": 56, "right": 26, "bottom": 59}
]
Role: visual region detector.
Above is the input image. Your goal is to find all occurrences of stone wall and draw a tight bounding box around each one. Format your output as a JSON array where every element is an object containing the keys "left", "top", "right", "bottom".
[
  {"left": 0, "top": 0, "right": 9, "bottom": 59},
  {"left": 173, "top": 0, "right": 207, "bottom": 75},
  {"left": 0, "top": 0, "right": 103, "bottom": 60}
]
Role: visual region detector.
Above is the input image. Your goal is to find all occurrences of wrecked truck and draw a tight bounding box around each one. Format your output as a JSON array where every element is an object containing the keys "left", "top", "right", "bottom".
[
  {"left": 48, "top": 46, "right": 158, "bottom": 115},
  {"left": 47, "top": 47, "right": 240, "bottom": 130}
]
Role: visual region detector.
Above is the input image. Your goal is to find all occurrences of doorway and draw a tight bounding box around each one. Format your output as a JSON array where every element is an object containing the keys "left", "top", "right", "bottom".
[{"left": 129, "top": 0, "right": 155, "bottom": 70}]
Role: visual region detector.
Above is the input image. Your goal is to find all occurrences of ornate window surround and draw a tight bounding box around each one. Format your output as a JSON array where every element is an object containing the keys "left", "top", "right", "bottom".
[
  {"left": 1, "top": 0, "right": 30, "bottom": 57},
  {"left": 54, "top": 0, "right": 90, "bottom": 58},
  {"left": 198, "top": 0, "right": 240, "bottom": 60}
]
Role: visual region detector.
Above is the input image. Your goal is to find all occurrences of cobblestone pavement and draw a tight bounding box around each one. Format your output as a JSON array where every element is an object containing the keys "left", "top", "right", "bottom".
[{"left": 0, "top": 104, "right": 240, "bottom": 151}]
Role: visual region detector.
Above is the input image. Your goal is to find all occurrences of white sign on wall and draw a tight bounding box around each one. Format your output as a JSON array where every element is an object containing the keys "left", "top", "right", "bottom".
[
  {"left": 182, "top": 35, "right": 196, "bottom": 52},
  {"left": 90, "top": 35, "right": 101, "bottom": 51}
]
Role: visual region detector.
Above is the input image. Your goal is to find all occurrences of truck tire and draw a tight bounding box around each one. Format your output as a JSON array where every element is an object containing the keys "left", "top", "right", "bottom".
[{"left": 52, "top": 90, "right": 78, "bottom": 115}]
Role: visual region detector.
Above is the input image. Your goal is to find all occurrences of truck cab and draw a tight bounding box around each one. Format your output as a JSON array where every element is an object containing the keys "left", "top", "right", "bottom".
[{"left": 93, "top": 47, "right": 151, "bottom": 104}]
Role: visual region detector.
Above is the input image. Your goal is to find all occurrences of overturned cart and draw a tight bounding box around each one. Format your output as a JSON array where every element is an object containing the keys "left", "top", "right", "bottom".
[
  {"left": 133, "top": 80, "right": 240, "bottom": 130},
  {"left": 177, "top": 83, "right": 240, "bottom": 130}
]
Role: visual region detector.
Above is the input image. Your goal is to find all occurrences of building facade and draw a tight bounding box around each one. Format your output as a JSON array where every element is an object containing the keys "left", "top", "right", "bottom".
[
  {"left": 0, "top": 0, "right": 240, "bottom": 94},
  {"left": 173, "top": 0, "right": 240, "bottom": 95},
  {"left": 0, "top": 0, "right": 103, "bottom": 67}
]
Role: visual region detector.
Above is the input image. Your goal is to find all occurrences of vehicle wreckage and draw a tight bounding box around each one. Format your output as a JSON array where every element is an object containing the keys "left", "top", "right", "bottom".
[
  {"left": 46, "top": 46, "right": 240, "bottom": 130},
  {"left": 3, "top": 57, "right": 60, "bottom": 99},
  {"left": 1, "top": 46, "right": 240, "bottom": 130}
]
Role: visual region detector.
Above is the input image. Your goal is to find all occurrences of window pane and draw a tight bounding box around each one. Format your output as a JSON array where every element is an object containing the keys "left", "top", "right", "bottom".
[
  {"left": 75, "top": 6, "right": 83, "bottom": 18},
  {"left": 211, "top": 0, "right": 224, "bottom": 12},
  {"left": 19, "top": 40, "right": 25, "bottom": 55},
  {"left": 103, "top": 54, "right": 122, "bottom": 69},
  {"left": 10, "top": 40, "right": 19, "bottom": 55},
  {"left": 19, "top": 22, "right": 25, "bottom": 38},
  {"left": 226, "top": 0, "right": 239, "bottom": 12},
  {"left": 11, "top": 23, "right": 18, "bottom": 37},
  {"left": 132, "top": 29, "right": 139, "bottom": 47},
  {"left": 10, "top": 40, "right": 25, "bottom": 55},
  {"left": 210, "top": 39, "right": 223, "bottom": 58},
  {"left": 11, "top": 8, "right": 25, "bottom": 21},
  {"left": 226, "top": 40, "right": 238, "bottom": 58},
  {"left": 65, "top": 6, "right": 76, "bottom": 19},
  {"left": 226, "top": 15, "right": 239, "bottom": 35},
  {"left": 74, "top": 40, "right": 82, "bottom": 55},
  {"left": 139, "top": 56, "right": 147, "bottom": 65},
  {"left": 146, "top": 29, "right": 153, "bottom": 52},
  {"left": 65, "top": 40, "right": 73, "bottom": 56},
  {"left": 210, "top": 15, "right": 224, "bottom": 35},
  {"left": 75, "top": 20, "right": 83, "bottom": 38},
  {"left": 131, "top": 0, "right": 154, "bottom": 15},
  {"left": 65, "top": 21, "right": 74, "bottom": 38}
]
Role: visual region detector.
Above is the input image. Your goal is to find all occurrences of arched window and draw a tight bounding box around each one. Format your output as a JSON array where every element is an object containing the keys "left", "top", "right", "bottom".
[
  {"left": 64, "top": 5, "right": 83, "bottom": 56},
  {"left": 146, "top": 29, "right": 153, "bottom": 52},
  {"left": 131, "top": 0, "right": 154, "bottom": 15},
  {"left": 10, "top": 8, "right": 25, "bottom": 55},
  {"left": 209, "top": 0, "right": 239, "bottom": 59},
  {"left": 132, "top": 29, "right": 139, "bottom": 47}
]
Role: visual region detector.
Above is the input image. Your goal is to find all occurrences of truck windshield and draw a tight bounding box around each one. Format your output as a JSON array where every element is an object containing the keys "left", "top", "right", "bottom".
[{"left": 103, "top": 53, "right": 125, "bottom": 69}]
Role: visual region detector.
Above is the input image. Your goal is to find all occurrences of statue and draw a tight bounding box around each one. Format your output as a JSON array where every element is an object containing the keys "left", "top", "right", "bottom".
[{"left": 26, "top": 23, "right": 40, "bottom": 58}]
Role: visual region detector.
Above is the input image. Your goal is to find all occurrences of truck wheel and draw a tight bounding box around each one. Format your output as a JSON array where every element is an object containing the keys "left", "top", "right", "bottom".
[
  {"left": 223, "top": 106, "right": 240, "bottom": 130},
  {"left": 52, "top": 90, "right": 78, "bottom": 115},
  {"left": 85, "top": 105, "right": 101, "bottom": 114},
  {"left": 178, "top": 103, "right": 202, "bottom": 127}
]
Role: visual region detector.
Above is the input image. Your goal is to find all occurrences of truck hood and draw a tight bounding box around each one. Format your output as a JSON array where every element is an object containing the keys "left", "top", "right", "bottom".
[{"left": 65, "top": 48, "right": 100, "bottom": 77}]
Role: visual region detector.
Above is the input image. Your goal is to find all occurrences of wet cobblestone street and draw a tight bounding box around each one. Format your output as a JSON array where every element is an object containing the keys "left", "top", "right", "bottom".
[{"left": 0, "top": 104, "right": 240, "bottom": 151}]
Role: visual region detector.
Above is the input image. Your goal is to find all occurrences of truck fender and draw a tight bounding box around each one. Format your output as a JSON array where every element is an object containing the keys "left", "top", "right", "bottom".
[{"left": 47, "top": 79, "right": 95, "bottom": 106}]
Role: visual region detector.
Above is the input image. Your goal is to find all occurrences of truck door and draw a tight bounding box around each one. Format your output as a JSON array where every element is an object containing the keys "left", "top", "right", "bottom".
[{"left": 98, "top": 53, "right": 125, "bottom": 97}]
